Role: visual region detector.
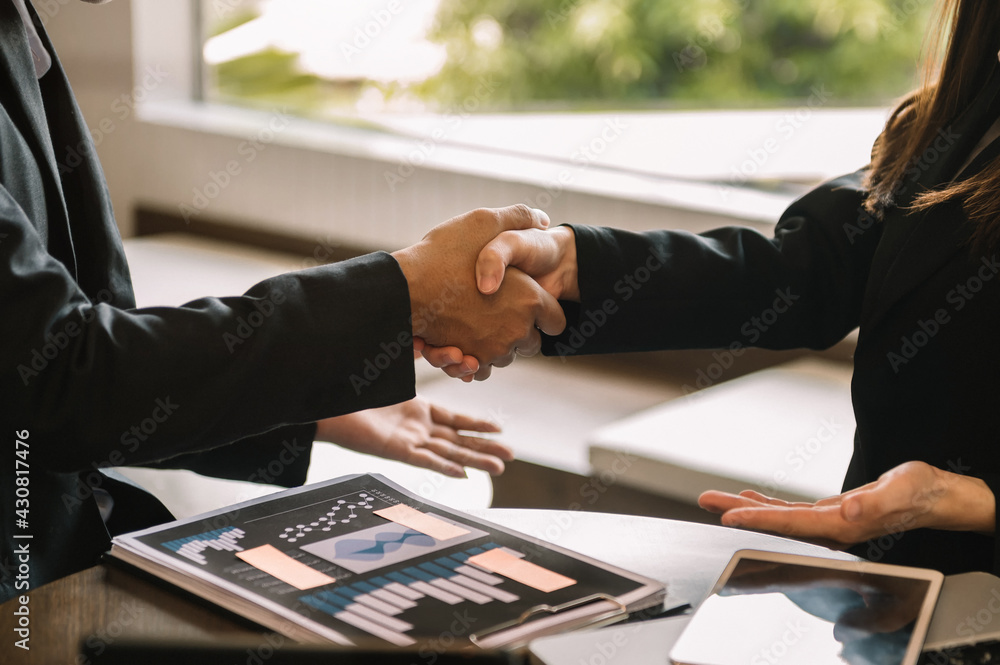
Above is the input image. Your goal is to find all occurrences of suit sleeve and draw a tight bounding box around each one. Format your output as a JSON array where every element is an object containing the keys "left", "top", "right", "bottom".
[
  {"left": 0, "top": 184, "right": 417, "bottom": 475},
  {"left": 139, "top": 423, "right": 317, "bottom": 487},
  {"left": 542, "top": 170, "right": 883, "bottom": 356},
  {"left": 979, "top": 473, "right": 1000, "bottom": 575}
]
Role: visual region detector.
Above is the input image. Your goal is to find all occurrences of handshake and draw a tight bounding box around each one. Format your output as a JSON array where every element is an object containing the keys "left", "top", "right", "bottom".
[{"left": 391, "top": 204, "right": 581, "bottom": 381}]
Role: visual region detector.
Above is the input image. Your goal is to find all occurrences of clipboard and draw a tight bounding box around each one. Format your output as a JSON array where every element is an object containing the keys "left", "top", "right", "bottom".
[{"left": 108, "top": 473, "right": 666, "bottom": 650}]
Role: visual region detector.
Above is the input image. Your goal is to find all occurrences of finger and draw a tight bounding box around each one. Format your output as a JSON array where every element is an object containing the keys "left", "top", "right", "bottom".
[
  {"left": 456, "top": 435, "right": 514, "bottom": 463},
  {"left": 737, "top": 490, "right": 794, "bottom": 507},
  {"left": 534, "top": 287, "right": 567, "bottom": 336},
  {"left": 720, "top": 505, "right": 854, "bottom": 548},
  {"left": 440, "top": 362, "right": 478, "bottom": 379},
  {"left": 455, "top": 356, "right": 480, "bottom": 376},
  {"left": 477, "top": 231, "right": 532, "bottom": 295},
  {"left": 841, "top": 487, "right": 895, "bottom": 523},
  {"left": 423, "top": 438, "right": 506, "bottom": 475},
  {"left": 473, "top": 364, "right": 493, "bottom": 381},
  {"left": 698, "top": 490, "right": 763, "bottom": 514},
  {"left": 430, "top": 403, "right": 503, "bottom": 435},
  {"left": 420, "top": 347, "right": 480, "bottom": 379},
  {"left": 491, "top": 350, "right": 516, "bottom": 369},
  {"left": 421, "top": 345, "right": 465, "bottom": 369},
  {"left": 513, "top": 328, "right": 542, "bottom": 358},
  {"left": 434, "top": 435, "right": 512, "bottom": 473},
  {"left": 492, "top": 204, "right": 550, "bottom": 232},
  {"left": 737, "top": 490, "right": 818, "bottom": 509},
  {"left": 840, "top": 472, "right": 921, "bottom": 523},
  {"left": 402, "top": 447, "right": 466, "bottom": 478},
  {"left": 430, "top": 426, "right": 513, "bottom": 461}
]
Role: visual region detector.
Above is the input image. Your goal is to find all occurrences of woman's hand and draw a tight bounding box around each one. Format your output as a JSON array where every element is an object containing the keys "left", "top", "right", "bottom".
[
  {"left": 698, "top": 461, "right": 995, "bottom": 549},
  {"left": 314, "top": 397, "right": 513, "bottom": 478}
]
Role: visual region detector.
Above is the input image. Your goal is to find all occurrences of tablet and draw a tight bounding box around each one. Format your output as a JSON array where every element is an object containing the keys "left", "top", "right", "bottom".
[{"left": 669, "top": 549, "right": 944, "bottom": 665}]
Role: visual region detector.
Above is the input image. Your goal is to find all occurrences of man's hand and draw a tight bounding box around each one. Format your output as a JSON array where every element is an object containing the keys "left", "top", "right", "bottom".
[
  {"left": 698, "top": 461, "right": 995, "bottom": 550},
  {"left": 314, "top": 397, "right": 513, "bottom": 478},
  {"left": 416, "top": 224, "right": 580, "bottom": 381},
  {"left": 392, "top": 205, "right": 566, "bottom": 374}
]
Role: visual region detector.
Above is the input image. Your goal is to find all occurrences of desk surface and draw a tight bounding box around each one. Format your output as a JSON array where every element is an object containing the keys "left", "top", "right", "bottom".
[{"left": 1, "top": 508, "right": 854, "bottom": 664}]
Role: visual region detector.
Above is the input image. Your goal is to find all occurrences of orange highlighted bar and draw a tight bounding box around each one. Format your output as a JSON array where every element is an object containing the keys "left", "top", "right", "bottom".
[
  {"left": 236, "top": 544, "right": 335, "bottom": 591},
  {"left": 467, "top": 548, "right": 576, "bottom": 593},
  {"left": 373, "top": 504, "right": 470, "bottom": 541}
]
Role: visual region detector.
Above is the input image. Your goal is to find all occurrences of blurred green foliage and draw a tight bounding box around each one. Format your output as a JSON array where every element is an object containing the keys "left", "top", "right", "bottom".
[
  {"left": 213, "top": 48, "right": 329, "bottom": 110},
  {"left": 416, "top": 0, "right": 935, "bottom": 109}
]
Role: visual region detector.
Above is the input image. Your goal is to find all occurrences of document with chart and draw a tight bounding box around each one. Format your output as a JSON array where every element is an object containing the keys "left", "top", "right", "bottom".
[{"left": 108, "top": 473, "right": 666, "bottom": 649}]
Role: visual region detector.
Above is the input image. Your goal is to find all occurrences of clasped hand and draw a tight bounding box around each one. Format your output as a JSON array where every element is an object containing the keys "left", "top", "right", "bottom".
[
  {"left": 399, "top": 214, "right": 579, "bottom": 380},
  {"left": 392, "top": 205, "right": 576, "bottom": 377}
]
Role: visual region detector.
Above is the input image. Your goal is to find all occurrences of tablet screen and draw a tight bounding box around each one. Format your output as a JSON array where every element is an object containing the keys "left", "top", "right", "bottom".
[{"left": 670, "top": 554, "right": 939, "bottom": 665}]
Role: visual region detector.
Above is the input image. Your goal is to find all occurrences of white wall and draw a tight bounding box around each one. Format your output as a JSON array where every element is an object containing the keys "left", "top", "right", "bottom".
[{"left": 44, "top": 0, "right": 138, "bottom": 235}]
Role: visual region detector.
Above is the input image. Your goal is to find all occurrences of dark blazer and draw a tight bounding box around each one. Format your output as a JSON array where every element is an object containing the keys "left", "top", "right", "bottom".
[
  {"left": 0, "top": 3, "right": 416, "bottom": 603},
  {"left": 545, "top": 71, "right": 1000, "bottom": 575}
]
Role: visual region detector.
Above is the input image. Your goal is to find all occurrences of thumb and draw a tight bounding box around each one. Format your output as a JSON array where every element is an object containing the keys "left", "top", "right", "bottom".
[
  {"left": 493, "top": 204, "right": 550, "bottom": 232},
  {"left": 842, "top": 487, "right": 886, "bottom": 522},
  {"left": 534, "top": 285, "right": 567, "bottom": 336},
  {"left": 477, "top": 230, "right": 535, "bottom": 295}
]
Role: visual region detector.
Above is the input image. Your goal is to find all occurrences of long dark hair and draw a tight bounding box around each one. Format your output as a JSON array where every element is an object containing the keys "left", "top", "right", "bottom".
[{"left": 864, "top": 0, "right": 1000, "bottom": 252}]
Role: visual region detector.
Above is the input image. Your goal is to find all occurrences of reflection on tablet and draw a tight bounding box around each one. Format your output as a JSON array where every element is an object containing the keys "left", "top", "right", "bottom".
[{"left": 670, "top": 555, "right": 938, "bottom": 665}]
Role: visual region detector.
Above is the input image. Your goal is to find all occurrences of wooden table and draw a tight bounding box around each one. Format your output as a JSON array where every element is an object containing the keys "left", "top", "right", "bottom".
[{"left": 0, "top": 509, "right": 855, "bottom": 664}]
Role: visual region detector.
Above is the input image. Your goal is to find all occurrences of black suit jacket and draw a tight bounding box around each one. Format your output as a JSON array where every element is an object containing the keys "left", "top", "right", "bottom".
[
  {"left": 545, "top": 74, "right": 1000, "bottom": 575},
  {"left": 0, "top": 3, "right": 416, "bottom": 602}
]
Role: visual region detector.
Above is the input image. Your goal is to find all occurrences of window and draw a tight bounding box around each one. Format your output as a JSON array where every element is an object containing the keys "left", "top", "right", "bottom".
[{"left": 197, "top": 0, "right": 933, "bottom": 193}]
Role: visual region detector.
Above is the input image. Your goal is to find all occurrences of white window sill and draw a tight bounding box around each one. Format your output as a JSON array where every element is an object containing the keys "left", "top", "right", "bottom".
[{"left": 137, "top": 100, "right": 887, "bottom": 229}]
